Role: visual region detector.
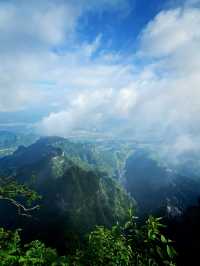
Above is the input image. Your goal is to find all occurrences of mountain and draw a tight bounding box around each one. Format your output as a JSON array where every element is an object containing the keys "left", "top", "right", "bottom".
[
  {"left": 48, "top": 137, "right": 134, "bottom": 181},
  {"left": 0, "top": 135, "right": 133, "bottom": 180},
  {"left": 125, "top": 149, "right": 200, "bottom": 217},
  {"left": 0, "top": 131, "right": 38, "bottom": 158},
  {"left": 0, "top": 137, "right": 133, "bottom": 249}
]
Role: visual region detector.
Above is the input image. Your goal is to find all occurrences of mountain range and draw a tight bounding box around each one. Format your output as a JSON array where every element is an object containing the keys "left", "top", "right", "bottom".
[{"left": 0, "top": 133, "right": 200, "bottom": 254}]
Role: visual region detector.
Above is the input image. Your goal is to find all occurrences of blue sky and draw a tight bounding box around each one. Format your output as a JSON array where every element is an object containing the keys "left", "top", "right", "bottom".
[
  {"left": 76, "top": 0, "right": 163, "bottom": 52},
  {"left": 0, "top": 0, "right": 200, "bottom": 154}
]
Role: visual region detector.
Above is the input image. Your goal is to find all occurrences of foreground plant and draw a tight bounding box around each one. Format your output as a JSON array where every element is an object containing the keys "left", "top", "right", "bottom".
[{"left": 0, "top": 175, "right": 176, "bottom": 265}]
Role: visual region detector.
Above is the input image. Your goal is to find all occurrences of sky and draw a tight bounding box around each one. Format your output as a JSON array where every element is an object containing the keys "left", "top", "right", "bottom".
[{"left": 0, "top": 0, "right": 200, "bottom": 155}]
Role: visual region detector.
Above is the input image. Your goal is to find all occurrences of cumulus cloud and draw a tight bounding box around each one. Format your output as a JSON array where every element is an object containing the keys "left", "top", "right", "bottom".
[
  {"left": 1, "top": 0, "right": 200, "bottom": 161},
  {"left": 39, "top": 4, "right": 200, "bottom": 162},
  {"left": 38, "top": 84, "right": 139, "bottom": 136},
  {"left": 139, "top": 7, "right": 200, "bottom": 58},
  {"left": 135, "top": 7, "right": 200, "bottom": 139},
  {"left": 0, "top": 0, "right": 131, "bottom": 112},
  {"left": 0, "top": 0, "right": 130, "bottom": 51}
]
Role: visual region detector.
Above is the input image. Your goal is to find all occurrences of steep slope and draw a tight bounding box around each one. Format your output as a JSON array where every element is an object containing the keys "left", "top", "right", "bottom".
[
  {"left": 0, "top": 137, "right": 133, "bottom": 248},
  {"left": 125, "top": 150, "right": 200, "bottom": 216},
  {"left": 0, "top": 136, "right": 133, "bottom": 178},
  {"left": 51, "top": 137, "right": 133, "bottom": 181}
]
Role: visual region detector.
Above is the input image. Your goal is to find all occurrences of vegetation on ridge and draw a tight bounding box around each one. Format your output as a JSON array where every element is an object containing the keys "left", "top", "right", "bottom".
[
  {"left": 0, "top": 215, "right": 176, "bottom": 266},
  {"left": 0, "top": 174, "right": 177, "bottom": 265}
]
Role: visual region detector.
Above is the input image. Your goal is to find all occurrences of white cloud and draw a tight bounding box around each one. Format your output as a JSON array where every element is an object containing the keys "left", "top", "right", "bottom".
[
  {"left": 0, "top": 0, "right": 131, "bottom": 112},
  {"left": 39, "top": 5, "right": 200, "bottom": 152},
  {"left": 128, "top": 6, "right": 200, "bottom": 160},
  {"left": 0, "top": 2, "right": 77, "bottom": 51},
  {"left": 0, "top": 0, "right": 200, "bottom": 161},
  {"left": 139, "top": 7, "right": 200, "bottom": 58},
  {"left": 38, "top": 85, "right": 139, "bottom": 136},
  {"left": 0, "top": 0, "right": 131, "bottom": 51}
]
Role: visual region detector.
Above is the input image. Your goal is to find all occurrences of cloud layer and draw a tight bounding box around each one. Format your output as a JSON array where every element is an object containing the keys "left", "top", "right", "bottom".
[
  {"left": 0, "top": 0, "right": 200, "bottom": 159},
  {"left": 0, "top": 0, "right": 131, "bottom": 111}
]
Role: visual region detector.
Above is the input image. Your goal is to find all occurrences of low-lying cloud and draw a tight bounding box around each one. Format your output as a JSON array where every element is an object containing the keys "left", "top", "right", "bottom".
[
  {"left": 0, "top": 0, "right": 200, "bottom": 160},
  {"left": 39, "top": 6, "right": 200, "bottom": 143}
]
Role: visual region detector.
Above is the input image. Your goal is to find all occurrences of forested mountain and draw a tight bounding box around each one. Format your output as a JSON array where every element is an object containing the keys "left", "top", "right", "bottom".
[
  {"left": 0, "top": 135, "right": 133, "bottom": 180},
  {"left": 0, "top": 137, "right": 133, "bottom": 250},
  {"left": 0, "top": 135, "right": 200, "bottom": 264},
  {"left": 1, "top": 136, "right": 200, "bottom": 225},
  {"left": 125, "top": 150, "right": 200, "bottom": 216}
]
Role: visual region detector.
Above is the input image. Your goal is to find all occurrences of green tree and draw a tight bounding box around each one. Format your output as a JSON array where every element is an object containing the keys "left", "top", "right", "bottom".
[
  {"left": 0, "top": 175, "right": 177, "bottom": 266},
  {"left": 0, "top": 176, "right": 41, "bottom": 217},
  {"left": 85, "top": 225, "right": 132, "bottom": 266},
  {"left": 0, "top": 227, "right": 69, "bottom": 266},
  {"left": 124, "top": 209, "right": 177, "bottom": 265},
  {"left": 0, "top": 175, "right": 69, "bottom": 265}
]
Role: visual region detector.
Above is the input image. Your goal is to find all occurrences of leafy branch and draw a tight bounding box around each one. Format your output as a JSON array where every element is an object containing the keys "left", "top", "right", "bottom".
[{"left": 0, "top": 176, "right": 41, "bottom": 218}]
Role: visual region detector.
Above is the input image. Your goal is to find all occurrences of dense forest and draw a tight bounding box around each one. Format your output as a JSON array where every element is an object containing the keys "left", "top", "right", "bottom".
[
  {"left": 0, "top": 133, "right": 200, "bottom": 265},
  {"left": 0, "top": 175, "right": 176, "bottom": 265},
  {"left": 1, "top": 0, "right": 199, "bottom": 264}
]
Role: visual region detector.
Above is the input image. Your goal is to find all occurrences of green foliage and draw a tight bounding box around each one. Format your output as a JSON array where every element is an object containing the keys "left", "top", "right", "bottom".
[
  {"left": 0, "top": 173, "right": 176, "bottom": 266},
  {"left": 0, "top": 174, "right": 69, "bottom": 265},
  {"left": 85, "top": 225, "right": 132, "bottom": 266},
  {"left": 0, "top": 228, "right": 69, "bottom": 266},
  {"left": 0, "top": 176, "right": 41, "bottom": 206},
  {"left": 0, "top": 137, "right": 177, "bottom": 265},
  {"left": 0, "top": 137, "right": 134, "bottom": 234},
  {"left": 69, "top": 209, "right": 177, "bottom": 266},
  {"left": 0, "top": 212, "right": 177, "bottom": 266},
  {"left": 52, "top": 138, "right": 133, "bottom": 180},
  {"left": 145, "top": 216, "right": 177, "bottom": 265},
  {"left": 0, "top": 227, "right": 21, "bottom": 265},
  {"left": 124, "top": 211, "right": 177, "bottom": 266}
]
